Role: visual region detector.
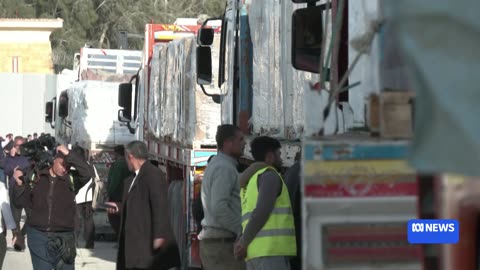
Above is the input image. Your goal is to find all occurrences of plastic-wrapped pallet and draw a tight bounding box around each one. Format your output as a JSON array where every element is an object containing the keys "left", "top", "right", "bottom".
[
  {"left": 247, "top": 0, "right": 312, "bottom": 139},
  {"left": 59, "top": 81, "right": 135, "bottom": 147},
  {"left": 147, "top": 36, "right": 221, "bottom": 147},
  {"left": 148, "top": 44, "right": 164, "bottom": 139}
]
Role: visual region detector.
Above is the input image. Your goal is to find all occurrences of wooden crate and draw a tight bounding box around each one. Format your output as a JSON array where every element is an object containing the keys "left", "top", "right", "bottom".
[{"left": 379, "top": 91, "right": 415, "bottom": 139}]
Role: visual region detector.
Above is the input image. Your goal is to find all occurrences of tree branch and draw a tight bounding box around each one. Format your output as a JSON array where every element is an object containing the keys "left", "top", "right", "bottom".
[{"left": 98, "top": 23, "right": 109, "bottom": 48}]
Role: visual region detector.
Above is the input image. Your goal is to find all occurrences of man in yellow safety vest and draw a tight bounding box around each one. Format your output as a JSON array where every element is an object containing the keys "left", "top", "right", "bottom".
[{"left": 234, "top": 136, "right": 296, "bottom": 270}]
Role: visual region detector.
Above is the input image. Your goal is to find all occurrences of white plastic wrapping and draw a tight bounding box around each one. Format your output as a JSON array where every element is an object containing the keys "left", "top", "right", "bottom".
[
  {"left": 246, "top": 0, "right": 388, "bottom": 138},
  {"left": 247, "top": 0, "right": 313, "bottom": 139},
  {"left": 248, "top": 0, "right": 283, "bottom": 136},
  {"left": 148, "top": 44, "right": 163, "bottom": 138},
  {"left": 147, "top": 37, "right": 221, "bottom": 147},
  {"left": 57, "top": 81, "right": 135, "bottom": 148}
]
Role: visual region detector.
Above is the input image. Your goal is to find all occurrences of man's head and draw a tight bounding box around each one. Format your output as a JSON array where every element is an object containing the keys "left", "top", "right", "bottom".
[
  {"left": 27, "top": 134, "right": 32, "bottom": 141},
  {"left": 33, "top": 133, "right": 38, "bottom": 139},
  {"left": 6, "top": 134, "right": 13, "bottom": 140},
  {"left": 49, "top": 145, "right": 72, "bottom": 177},
  {"left": 10, "top": 136, "right": 25, "bottom": 157},
  {"left": 216, "top": 124, "right": 245, "bottom": 158},
  {"left": 250, "top": 136, "right": 283, "bottom": 169},
  {"left": 125, "top": 141, "right": 149, "bottom": 171},
  {"left": 114, "top": 145, "right": 125, "bottom": 160},
  {"left": 51, "top": 155, "right": 68, "bottom": 177}
]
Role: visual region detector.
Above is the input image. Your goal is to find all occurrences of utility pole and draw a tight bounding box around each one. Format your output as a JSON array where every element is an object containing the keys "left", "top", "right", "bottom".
[{"left": 117, "top": 31, "right": 144, "bottom": 49}]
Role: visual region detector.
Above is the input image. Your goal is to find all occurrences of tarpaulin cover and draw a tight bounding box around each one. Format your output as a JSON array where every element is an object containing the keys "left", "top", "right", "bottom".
[
  {"left": 384, "top": 0, "right": 480, "bottom": 176},
  {"left": 147, "top": 37, "right": 221, "bottom": 147}
]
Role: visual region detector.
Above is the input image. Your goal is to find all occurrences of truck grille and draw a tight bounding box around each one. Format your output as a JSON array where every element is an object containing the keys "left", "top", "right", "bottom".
[{"left": 323, "top": 223, "right": 421, "bottom": 266}]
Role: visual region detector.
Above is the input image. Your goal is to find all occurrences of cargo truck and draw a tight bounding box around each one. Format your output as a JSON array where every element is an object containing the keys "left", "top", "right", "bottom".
[
  {"left": 195, "top": 0, "right": 423, "bottom": 269},
  {"left": 116, "top": 20, "right": 222, "bottom": 268}
]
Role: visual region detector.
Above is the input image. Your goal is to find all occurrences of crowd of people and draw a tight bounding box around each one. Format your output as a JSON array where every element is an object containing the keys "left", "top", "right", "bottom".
[
  {"left": 0, "top": 125, "right": 302, "bottom": 270},
  {"left": 0, "top": 133, "right": 134, "bottom": 269}
]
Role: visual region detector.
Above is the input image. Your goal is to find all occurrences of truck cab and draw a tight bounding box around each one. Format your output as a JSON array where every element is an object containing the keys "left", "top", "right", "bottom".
[{"left": 194, "top": 0, "right": 442, "bottom": 270}]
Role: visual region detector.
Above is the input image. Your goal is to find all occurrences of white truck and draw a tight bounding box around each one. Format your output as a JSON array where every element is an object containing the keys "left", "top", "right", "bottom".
[{"left": 48, "top": 47, "right": 141, "bottom": 166}]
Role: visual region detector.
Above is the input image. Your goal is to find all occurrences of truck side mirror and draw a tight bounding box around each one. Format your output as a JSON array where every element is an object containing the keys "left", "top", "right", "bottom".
[
  {"left": 58, "top": 92, "right": 69, "bottom": 118},
  {"left": 118, "top": 83, "right": 132, "bottom": 122},
  {"left": 197, "top": 17, "right": 221, "bottom": 46},
  {"left": 118, "top": 109, "right": 131, "bottom": 123},
  {"left": 197, "top": 28, "right": 214, "bottom": 46},
  {"left": 45, "top": 101, "right": 54, "bottom": 123},
  {"left": 197, "top": 47, "right": 213, "bottom": 85},
  {"left": 292, "top": 5, "right": 324, "bottom": 73}
]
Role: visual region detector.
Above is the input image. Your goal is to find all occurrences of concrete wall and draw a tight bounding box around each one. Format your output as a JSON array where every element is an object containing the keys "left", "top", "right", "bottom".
[
  {"left": 0, "top": 73, "right": 57, "bottom": 137},
  {"left": 0, "top": 19, "right": 63, "bottom": 74}
]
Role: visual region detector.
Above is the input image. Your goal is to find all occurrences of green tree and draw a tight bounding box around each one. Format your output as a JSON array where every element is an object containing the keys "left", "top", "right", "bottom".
[
  {"left": 0, "top": 0, "right": 35, "bottom": 18},
  {"left": 0, "top": 0, "right": 227, "bottom": 70}
]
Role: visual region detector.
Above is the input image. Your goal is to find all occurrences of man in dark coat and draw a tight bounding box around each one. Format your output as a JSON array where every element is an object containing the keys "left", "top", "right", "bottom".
[{"left": 106, "top": 141, "right": 181, "bottom": 270}]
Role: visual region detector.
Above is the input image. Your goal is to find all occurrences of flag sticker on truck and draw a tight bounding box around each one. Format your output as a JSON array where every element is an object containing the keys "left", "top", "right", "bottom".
[{"left": 407, "top": 219, "right": 459, "bottom": 244}]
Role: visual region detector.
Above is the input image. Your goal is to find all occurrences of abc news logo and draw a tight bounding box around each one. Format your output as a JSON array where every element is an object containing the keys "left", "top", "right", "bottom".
[
  {"left": 408, "top": 219, "right": 459, "bottom": 244},
  {"left": 411, "top": 223, "right": 455, "bottom": 233}
]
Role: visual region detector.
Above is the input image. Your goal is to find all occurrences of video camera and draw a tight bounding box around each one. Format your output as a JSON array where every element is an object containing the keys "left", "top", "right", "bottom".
[{"left": 18, "top": 134, "right": 58, "bottom": 182}]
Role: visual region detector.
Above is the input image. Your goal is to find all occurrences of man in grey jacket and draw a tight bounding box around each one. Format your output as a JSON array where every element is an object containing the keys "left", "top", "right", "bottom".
[{"left": 199, "top": 124, "right": 246, "bottom": 270}]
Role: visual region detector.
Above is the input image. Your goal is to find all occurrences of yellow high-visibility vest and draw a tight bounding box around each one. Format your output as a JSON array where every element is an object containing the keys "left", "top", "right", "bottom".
[{"left": 241, "top": 166, "right": 296, "bottom": 260}]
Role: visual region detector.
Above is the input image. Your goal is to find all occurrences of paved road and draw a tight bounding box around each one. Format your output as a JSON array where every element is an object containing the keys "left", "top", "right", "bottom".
[
  {"left": 4, "top": 230, "right": 118, "bottom": 270},
  {"left": 4, "top": 240, "right": 117, "bottom": 270},
  {"left": 4, "top": 211, "right": 118, "bottom": 270}
]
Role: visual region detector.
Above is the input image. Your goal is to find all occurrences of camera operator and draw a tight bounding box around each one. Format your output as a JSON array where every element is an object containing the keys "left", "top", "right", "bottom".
[{"left": 12, "top": 145, "right": 94, "bottom": 270}]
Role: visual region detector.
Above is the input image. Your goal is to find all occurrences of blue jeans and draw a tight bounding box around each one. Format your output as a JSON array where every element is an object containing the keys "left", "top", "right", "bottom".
[{"left": 26, "top": 226, "right": 75, "bottom": 270}]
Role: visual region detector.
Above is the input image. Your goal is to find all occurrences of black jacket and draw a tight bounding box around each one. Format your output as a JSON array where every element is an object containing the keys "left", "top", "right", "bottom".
[
  {"left": 14, "top": 151, "right": 94, "bottom": 232},
  {"left": 117, "top": 161, "right": 180, "bottom": 270},
  {"left": 0, "top": 145, "right": 6, "bottom": 169}
]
